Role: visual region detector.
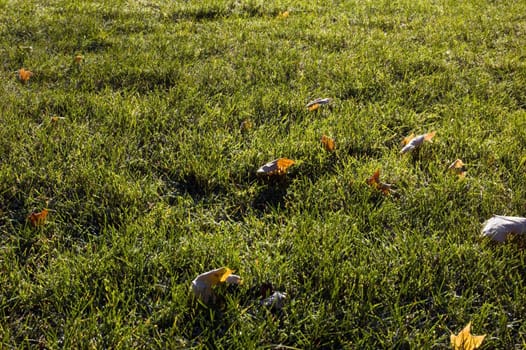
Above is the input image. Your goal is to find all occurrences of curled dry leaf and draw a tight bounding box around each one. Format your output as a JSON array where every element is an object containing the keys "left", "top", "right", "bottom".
[
  {"left": 257, "top": 158, "right": 295, "bottom": 176},
  {"left": 366, "top": 169, "right": 394, "bottom": 195},
  {"left": 448, "top": 159, "right": 467, "bottom": 178},
  {"left": 191, "top": 267, "right": 242, "bottom": 304},
  {"left": 18, "top": 68, "right": 33, "bottom": 84},
  {"left": 400, "top": 131, "right": 436, "bottom": 154},
  {"left": 321, "top": 135, "right": 335, "bottom": 152},
  {"left": 450, "top": 322, "right": 485, "bottom": 350},
  {"left": 28, "top": 208, "right": 48, "bottom": 227},
  {"left": 306, "top": 98, "right": 331, "bottom": 111},
  {"left": 481, "top": 215, "right": 526, "bottom": 242}
]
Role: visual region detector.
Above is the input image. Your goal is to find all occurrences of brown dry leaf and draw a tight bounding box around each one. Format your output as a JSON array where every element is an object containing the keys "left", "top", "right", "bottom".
[
  {"left": 321, "top": 135, "right": 335, "bottom": 152},
  {"left": 448, "top": 159, "right": 467, "bottom": 178},
  {"left": 451, "top": 322, "right": 485, "bottom": 350},
  {"left": 366, "top": 169, "right": 394, "bottom": 195},
  {"left": 28, "top": 208, "right": 48, "bottom": 226},
  {"left": 257, "top": 158, "right": 295, "bottom": 176},
  {"left": 74, "top": 54, "right": 83, "bottom": 64}
]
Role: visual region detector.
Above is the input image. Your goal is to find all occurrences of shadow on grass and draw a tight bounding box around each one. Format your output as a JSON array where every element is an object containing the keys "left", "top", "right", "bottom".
[{"left": 251, "top": 177, "right": 291, "bottom": 212}]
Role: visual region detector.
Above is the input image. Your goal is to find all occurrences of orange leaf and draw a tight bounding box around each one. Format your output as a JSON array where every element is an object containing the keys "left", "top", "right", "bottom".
[
  {"left": 18, "top": 68, "right": 33, "bottom": 83},
  {"left": 28, "top": 208, "right": 48, "bottom": 226},
  {"left": 257, "top": 158, "right": 295, "bottom": 176},
  {"left": 321, "top": 135, "right": 335, "bottom": 152}
]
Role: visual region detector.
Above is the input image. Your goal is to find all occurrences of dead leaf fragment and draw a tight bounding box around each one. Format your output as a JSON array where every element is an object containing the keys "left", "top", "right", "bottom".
[
  {"left": 257, "top": 158, "right": 295, "bottom": 176},
  {"left": 261, "top": 291, "right": 287, "bottom": 310},
  {"left": 28, "top": 208, "right": 48, "bottom": 226},
  {"left": 448, "top": 159, "right": 467, "bottom": 178},
  {"left": 451, "top": 322, "right": 485, "bottom": 350},
  {"left": 306, "top": 98, "right": 331, "bottom": 111},
  {"left": 321, "top": 135, "right": 336, "bottom": 152},
  {"left": 400, "top": 131, "right": 435, "bottom": 154},
  {"left": 481, "top": 215, "right": 526, "bottom": 242},
  {"left": 366, "top": 169, "right": 394, "bottom": 195}
]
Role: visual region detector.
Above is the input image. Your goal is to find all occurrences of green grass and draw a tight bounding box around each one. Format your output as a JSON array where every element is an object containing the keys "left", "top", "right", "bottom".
[{"left": 1, "top": 0, "right": 526, "bottom": 348}]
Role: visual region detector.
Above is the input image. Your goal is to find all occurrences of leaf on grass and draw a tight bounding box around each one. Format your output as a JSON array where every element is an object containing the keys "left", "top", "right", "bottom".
[
  {"left": 74, "top": 54, "right": 83, "bottom": 64},
  {"left": 321, "top": 135, "right": 335, "bottom": 152},
  {"left": 306, "top": 98, "right": 331, "bottom": 111},
  {"left": 191, "top": 267, "right": 242, "bottom": 304},
  {"left": 448, "top": 159, "right": 467, "bottom": 178},
  {"left": 51, "top": 116, "right": 66, "bottom": 123},
  {"left": 18, "top": 68, "right": 33, "bottom": 83},
  {"left": 481, "top": 215, "right": 526, "bottom": 242},
  {"left": 277, "top": 10, "right": 289, "bottom": 19},
  {"left": 28, "top": 208, "right": 48, "bottom": 226},
  {"left": 451, "top": 322, "right": 485, "bottom": 350},
  {"left": 257, "top": 158, "right": 295, "bottom": 176},
  {"left": 400, "top": 131, "right": 436, "bottom": 154},
  {"left": 366, "top": 169, "right": 394, "bottom": 195},
  {"left": 240, "top": 119, "right": 253, "bottom": 133}
]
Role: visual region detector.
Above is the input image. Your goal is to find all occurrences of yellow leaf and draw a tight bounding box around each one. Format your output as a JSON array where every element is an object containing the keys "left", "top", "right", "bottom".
[
  {"left": 306, "top": 98, "right": 331, "bottom": 111},
  {"left": 451, "top": 322, "right": 486, "bottom": 350}
]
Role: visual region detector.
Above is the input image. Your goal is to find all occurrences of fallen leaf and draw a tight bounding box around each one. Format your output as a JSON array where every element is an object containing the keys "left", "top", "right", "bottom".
[
  {"left": 257, "top": 158, "right": 295, "bottom": 176},
  {"left": 321, "top": 135, "right": 336, "bottom": 152},
  {"left": 260, "top": 291, "right": 287, "bottom": 310},
  {"left": 74, "top": 54, "right": 83, "bottom": 64},
  {"left": 277, "top": 10, "right": 289, "bottom": 19},
  {"left": 448, "top": 159, "right": 467, "bottom": 178},
  {"left": 481, "top": 215, "right": 526, "bottom": 242},
  {"left": 366, "top": 169, "right": 394, "bottom": 195},
  {"left": 240, "top": 119, "right": 253, "bottom": 133},
  {"left": 191, "top": 267, "right": 241, "bottom": 304},
  {"left": 50, "top": 116, "right": 66, "bottom": 123},
  {"left": 28, "top": 208, "right": 48, "bottom": 226},
  {"left": 451, "top": 322, "right": 485, "bottom": 350},
  {"left": 400, "top": 131, "right": 435, "bottom": 154},
  {"left": 18, "top": 68, "right": 33, "bottom": 84},
  {"left": 306, "top": 98, "right": 331, "bottom": 111}
]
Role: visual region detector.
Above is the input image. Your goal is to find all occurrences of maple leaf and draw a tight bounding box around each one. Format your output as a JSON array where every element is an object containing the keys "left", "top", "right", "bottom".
[
  {"left": 191, "top": 267, "right": 242, "bottom": 304},
  {"left": 257, "top": 158, "right": 295, "bottom": 176},
  {"left": 321, "top": 135, "right": 336, "bottom": 152},
  {"left": 451, "top": 322, "right": 485, "bottom": 350},
  {"left": 400, "top": 131, "right": 436, "bottom": 154}
]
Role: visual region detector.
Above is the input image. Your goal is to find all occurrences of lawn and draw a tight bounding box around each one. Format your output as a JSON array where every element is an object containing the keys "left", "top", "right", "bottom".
[{"left": 1, "top": 0, "right": 526, "bottom": 348}]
